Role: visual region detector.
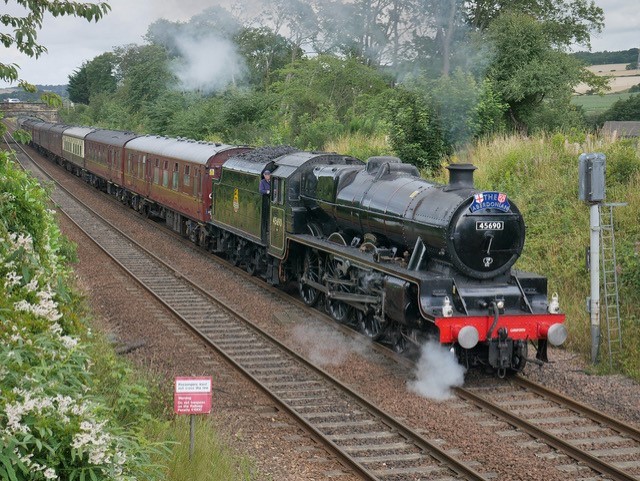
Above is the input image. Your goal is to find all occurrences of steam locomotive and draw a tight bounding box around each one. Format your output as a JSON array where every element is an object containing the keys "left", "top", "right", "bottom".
[{"left": 18, "top": 117, "right": 567, "bottom": 374}]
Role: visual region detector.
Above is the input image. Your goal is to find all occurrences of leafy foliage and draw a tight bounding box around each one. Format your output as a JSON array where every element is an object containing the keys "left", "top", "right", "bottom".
[
  {"left": 464, "top": 0, "right": 604, "bottom": 48},
  {"left": 386, "top": 87, "right": 450, "bottom": 171},
  {"left": 234, "top": 27, "right": 301, "bottom": 89},
  {"left": 113, "top": 44, "right": 175, "bottom": 112},
  {"left": 598, "top": 94, "right": 640, "bottom": 123},
  {"left": 484, "top": 12, "right": 603, "bottom": 133},
  {"left": 68, "top": 53, "right": 117, "bottom": 104},
  {"left": 0, "top": 152, "right": 166, "bottom": 480}
]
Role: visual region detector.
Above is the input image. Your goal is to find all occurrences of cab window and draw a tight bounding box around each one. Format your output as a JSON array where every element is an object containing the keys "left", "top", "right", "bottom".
[{"left": 271, "top": 178, "right": 285, "bottom": 205}]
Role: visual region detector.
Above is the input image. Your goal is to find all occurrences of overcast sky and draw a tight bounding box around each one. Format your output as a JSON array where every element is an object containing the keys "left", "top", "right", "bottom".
[{"left": 1, "top": 0, "right": 638, "bottom": 89}]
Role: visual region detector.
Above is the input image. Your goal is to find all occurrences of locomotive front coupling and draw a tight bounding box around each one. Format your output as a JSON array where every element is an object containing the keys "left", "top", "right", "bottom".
[{"left": 435, "top": 296, "right": 567, "bottom": 372}]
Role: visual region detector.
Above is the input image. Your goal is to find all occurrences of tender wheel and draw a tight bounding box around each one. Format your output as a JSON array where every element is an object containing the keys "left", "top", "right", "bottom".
[
  {"left": 246, "top": 249, "right": 258, "bottom": 276},
  {"left": 358, "top": 311, "right": 383, "bottom": 340},
  {"left": 299, "top": 250, "right": 321, "bottom": 306}
]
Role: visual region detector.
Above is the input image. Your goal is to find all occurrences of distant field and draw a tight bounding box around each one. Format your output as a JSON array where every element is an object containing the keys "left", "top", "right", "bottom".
[
  {"left": 575, "top": 63, "right": 640, "bottom": 95},
  {"left": 571, "top": 92, "right": 635, "bottom": 115}
]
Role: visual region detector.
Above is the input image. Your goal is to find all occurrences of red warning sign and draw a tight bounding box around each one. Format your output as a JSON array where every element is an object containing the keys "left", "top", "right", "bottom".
[{"left": 174, "top": 377, "right": 212, "bottom": 415}]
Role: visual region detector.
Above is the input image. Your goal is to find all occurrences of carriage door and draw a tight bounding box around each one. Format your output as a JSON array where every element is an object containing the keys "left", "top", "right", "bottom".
[{"left": 269, "top": 176, "right": 286, "bottom": 255}]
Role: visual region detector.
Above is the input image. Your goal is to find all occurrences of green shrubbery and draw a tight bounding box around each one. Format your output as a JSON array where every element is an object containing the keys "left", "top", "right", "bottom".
[{"left": 0, "top": 152, "right": 165, "bottom": 480}]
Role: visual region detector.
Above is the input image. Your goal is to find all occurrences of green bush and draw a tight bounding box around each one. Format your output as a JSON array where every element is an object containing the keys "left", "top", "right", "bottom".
[
  {"left": 386, "top": 88, "right": 450, "bottom": 172},
  {"left": 0, "top": 152, "right": 165, "bottom": 480},
  {"left": 603, "top": 139, "right": 640, "bottom": 185}
]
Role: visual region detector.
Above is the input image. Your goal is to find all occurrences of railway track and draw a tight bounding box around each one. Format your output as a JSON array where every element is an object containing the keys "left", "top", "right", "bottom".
[
  {"left": 5, "top": 127, "right": 639, "bottom": 480},
  {"left": 6, "top": 132, "right": 490, "bottom": 481},
  {"left": 457, "top": 377, "right": 640, "bottom": 481}
]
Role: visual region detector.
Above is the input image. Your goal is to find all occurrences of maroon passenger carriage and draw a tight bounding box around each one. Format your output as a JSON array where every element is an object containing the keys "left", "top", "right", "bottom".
[
  {"left": 120, "top": 136, "right": 250, "bottom": 239},
  {"left": 19, "top": 118, "right": 250, "bottom": 243},
  {"left": 84, "top": 129, "right": 139, "bottom": 190}
]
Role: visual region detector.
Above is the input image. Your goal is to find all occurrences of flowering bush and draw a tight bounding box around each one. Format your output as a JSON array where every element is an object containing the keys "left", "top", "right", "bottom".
[{"left": 1, "top": 153, "right": 164, "bottom": 480}]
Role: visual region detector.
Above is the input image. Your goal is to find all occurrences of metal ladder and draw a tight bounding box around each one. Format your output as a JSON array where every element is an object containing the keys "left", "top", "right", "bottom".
[{"left": 599, "top": 203, "right": 625, "bottom": 366}]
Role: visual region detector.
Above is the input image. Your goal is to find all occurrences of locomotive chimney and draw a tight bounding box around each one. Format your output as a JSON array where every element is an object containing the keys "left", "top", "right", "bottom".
[{"left": 445, "top": 163, "right": 476, "bottom": 190}]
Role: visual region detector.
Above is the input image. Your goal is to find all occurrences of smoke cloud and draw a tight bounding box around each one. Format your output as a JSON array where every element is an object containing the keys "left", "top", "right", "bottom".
[
  {"left": 292, "top": 323, "right": 370, "bottom": 367},
  {"left": 408, "top": 340, "right": 466, "bottom": 400},
  {"left": 170, "top": 33, "right": 247, "bottom": 93}
]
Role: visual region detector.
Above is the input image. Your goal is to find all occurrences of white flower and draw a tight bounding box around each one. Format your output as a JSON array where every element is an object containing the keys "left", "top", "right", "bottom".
[
  {"left": 9, "top": 232, "right": 34, "bottom": 251},
  {"left": 4, "top": 271, "right": 22, "bottom": 289},
  {"left": 25, "top": 278, "right": 39, "bottom": 292},
  {"left": 60, "top": 335, "right": 79, "bottom": 350},
  {"left": 43, "top": 468, "right": 57, "bottom": 479}
]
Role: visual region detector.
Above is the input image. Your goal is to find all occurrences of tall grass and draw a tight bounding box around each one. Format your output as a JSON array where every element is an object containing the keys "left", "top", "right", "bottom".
[
  {"left": 324, "top": 132, "right": 393, "bottom": 160},
  {"left": 151, "top": 416, "right": 257, "bottom": 481}
]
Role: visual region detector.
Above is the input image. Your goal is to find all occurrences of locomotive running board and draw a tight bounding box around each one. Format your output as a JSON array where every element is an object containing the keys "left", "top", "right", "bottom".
[{"left": 290, "top": 234, "right": 427, "bottom": 286}]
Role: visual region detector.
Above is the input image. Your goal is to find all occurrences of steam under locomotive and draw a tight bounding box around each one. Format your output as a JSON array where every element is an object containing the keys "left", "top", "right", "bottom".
[{"left": 19, "top": 118, "right": 567, "bottom": 374}]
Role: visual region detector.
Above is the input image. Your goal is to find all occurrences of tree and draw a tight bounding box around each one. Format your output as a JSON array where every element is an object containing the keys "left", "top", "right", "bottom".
[
  {"left": 234, "top": 27, "right": 301, "bottom": 89},
  {"left": 464, "top": 0, "right": 604, "bottom": 48},
  {"left": 412, "top": 0, "right": 465, "bottom": 77},
  {"left": 599, "top": 95, "right": 640, "bottom": 124},
  {"left": 0, "top": 1, "right": 110, "bottom": 86},
  {"left": 313, "top": 0, "right": 423, "bottom": 68},
  {"left": 272, "top": 55, "right": 392, "bottom": 124},
  {"left": 484, "top": 12, "right": 605, "bottom": 132},
  {"left": 145, "top": 8, "right": 243, "bottom": 57},
  {"left": 67, "top": 66, "right": 90, "bottom": 104},
  {"left": 386, "top": 87, "right": 450, "bottom": 172},
  {"left": 112, "top": 44, "right": 174, "bottom": 112},
  {"left": 68, "top": 53, "right": 117, "bottom": 104},
  {"left": 261, "top": 0, "right": 319, "bottom": 65}
]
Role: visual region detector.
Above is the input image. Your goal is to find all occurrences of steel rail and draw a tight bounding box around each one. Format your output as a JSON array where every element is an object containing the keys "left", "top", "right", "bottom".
[{"left": 455, "top": 385, "right": 639, "bottom": 481}]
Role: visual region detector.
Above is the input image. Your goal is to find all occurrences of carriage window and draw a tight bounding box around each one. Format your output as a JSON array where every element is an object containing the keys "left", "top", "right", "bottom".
[
  {"left": 154, "top": 159, "right": 160, "bottom": 184},
  {"left": 183, "top": 165, "right": 191, "bottom": 186},
  {"left": 172, "top": 163, "right": 179, "bottom": 190},
  {"left": 127, "top": 153, "right": 132, "bottom": 173},
  {"left": 160, "top": 159, "right": 169, "bottom": 187},
  {"left": 194, "top": 169, "right": 200, "bottom": 196},
  {"left": 137, "top": 155, "right": 143, "bottom": 178}
]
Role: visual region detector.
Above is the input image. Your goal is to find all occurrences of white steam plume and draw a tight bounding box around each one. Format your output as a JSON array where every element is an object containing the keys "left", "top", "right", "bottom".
[
  {"left": 292, "top": 323, "right": 370, "bottom": 367},
  {"left": 408, "top": 340, "right": 466, "bottom": 400},
  {"left": 170, "top": 33, "right": 247, "bottom": 93}
]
